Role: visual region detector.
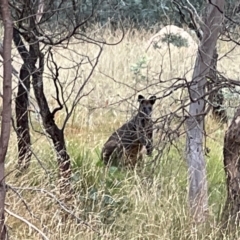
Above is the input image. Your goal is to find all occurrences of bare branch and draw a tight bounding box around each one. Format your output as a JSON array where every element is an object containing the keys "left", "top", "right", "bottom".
[
  {"left": 61, "top": 43, "right": 103, "bottom": 131},
  {"left": 5, "top": 208, "right": 49, "bottom": 240},
  {"left": 8, "top": 185, "right": 100, "bottom": 235}
]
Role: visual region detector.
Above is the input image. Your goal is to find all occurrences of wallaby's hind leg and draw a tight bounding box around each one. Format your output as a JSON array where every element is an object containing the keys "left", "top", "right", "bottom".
[
  {"left": 127, "top": 155, "right": 138, "bottom": 169},
  {"left": 124, "top": 146, "right": 145, "bottom": 169},
  {"left": 101, "top": 141, "right": 122, "bottom": 167}
]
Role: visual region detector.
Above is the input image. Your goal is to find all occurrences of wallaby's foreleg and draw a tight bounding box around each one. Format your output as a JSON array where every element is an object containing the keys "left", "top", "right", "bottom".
[{"left": 146, "top": 130, "right": 153, "bottom": 156}]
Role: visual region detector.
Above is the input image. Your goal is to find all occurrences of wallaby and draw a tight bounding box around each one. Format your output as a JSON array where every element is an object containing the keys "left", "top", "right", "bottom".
[{"left": 101, "top": 95, "right": 156, "bottom": 168}]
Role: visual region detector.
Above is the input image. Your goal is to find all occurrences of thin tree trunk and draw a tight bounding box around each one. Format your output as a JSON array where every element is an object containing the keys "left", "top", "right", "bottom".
[
  {"left": 13, "top": 27, "right": 72, "bottom": 198},
  {"left": 13, "top": 28, "right": 35, "bottom": 171},
  {"left": 15, "top": 66, "right": 31, "bottom": 170},
  {"left": 222, "top": 107, "right": 240, "bottom": 227},
  {"left": 186, "top": 0, "right": 224, "bottom": 222},
  {"left": 31, "top": 53, "right": 71, "bottom": 198},
  {"left": 0, "top": 0, "right": 13, "bottom": 238},
  {"left": 28, "top": 14, "right": 71, "bottom": 195},
  {"left": 208, "top": 48, "right": 227, "bottom": 124}
]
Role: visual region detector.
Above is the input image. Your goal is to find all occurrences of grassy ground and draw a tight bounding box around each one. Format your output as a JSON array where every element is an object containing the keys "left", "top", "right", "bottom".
[{"left": 3, "top": 27, "right": 240, "bottom": 239}]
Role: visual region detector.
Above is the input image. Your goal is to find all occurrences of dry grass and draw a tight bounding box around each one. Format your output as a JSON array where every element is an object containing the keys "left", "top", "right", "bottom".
[{"left": 1, "top": 26, "right": 240, "bottom": 239}]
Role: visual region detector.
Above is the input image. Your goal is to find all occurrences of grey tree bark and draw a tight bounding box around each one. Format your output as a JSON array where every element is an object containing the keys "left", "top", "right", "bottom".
[
  {"left": 222, "top": 109, "right": 240, "bottom": 227},
  {"left": 0, "top": 0, "right": 13, "bottom": 238},
  {"left": 186, "top": 0, "right": 224, "bottom": 222}
]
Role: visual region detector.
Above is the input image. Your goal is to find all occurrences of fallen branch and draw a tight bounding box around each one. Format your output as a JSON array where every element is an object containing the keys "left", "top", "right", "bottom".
[
  {"left": 8, "top": 185, "right": 100, "bottom": 235},
  {"left": 5, "top": 208, "right": 49, "bottom": 240}
]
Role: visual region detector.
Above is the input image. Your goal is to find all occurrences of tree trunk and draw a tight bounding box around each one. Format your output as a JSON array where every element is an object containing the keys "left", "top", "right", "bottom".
[
  {"left": 12, "top": 31, "right": 32, "bottom": 170},
  {"left": 186, "top": 0, "right": 224, "bottom": 222},
  {"left": 0, "top": 0, "right": 13, "bottom": 238},
  {"left": 13, "top": 27, "right": 71, "bottom": 198},
  {"left": 13, "top": 29, "right": 35, "bottom": 171},
  {"left": 208, "top": 48, "right": 227, "bottom": 124},
  {"left": 222, "top": 107, "right": 240, "bottom": 226},
  {"left": 15, "top": 67, "right": 31, "bottom": 170},
  {"left": 32, "top": 53, "right": 71, "bottom": 197}
]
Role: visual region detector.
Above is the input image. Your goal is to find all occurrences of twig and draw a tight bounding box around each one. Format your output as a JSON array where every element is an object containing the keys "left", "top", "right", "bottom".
[
  {"left": 9, "top": 186, "right": 100, "bottom": 235},
  {"left": 5, "top": 208, "right": 49, "bottom": 240}
]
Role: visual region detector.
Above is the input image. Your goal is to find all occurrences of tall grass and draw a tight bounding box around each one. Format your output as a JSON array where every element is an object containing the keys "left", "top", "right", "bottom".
[{"left": 2, "top": 26, "right": 240, "bottom": 239}]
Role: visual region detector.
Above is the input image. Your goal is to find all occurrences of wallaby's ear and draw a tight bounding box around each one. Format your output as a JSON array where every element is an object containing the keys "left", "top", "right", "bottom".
[
  {"left": 149, "top": 95, "right": 156, "bottom": 105},
  {"left": 138, "top": 95, "right": 145, "bottom": 102}
]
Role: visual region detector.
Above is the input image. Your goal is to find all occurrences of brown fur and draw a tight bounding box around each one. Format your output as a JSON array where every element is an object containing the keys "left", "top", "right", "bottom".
[{"left": 101, "top": 95, "right": 156, "bottom": 168}]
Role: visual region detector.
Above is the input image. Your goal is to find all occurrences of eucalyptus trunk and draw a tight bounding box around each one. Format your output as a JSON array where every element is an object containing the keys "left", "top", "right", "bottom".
[
  {"left": 222, "top": 107, "right": 240, "bottom": 227},
  {"left": 0, "top": 0, "right": 13, "bottom": 237},
  {"left": 186, "top": 0, "right": 224, "bottom": 222}
]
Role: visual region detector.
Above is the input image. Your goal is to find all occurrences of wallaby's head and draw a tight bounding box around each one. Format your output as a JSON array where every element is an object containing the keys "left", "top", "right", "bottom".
[{"left": 138, "top": 95, "right": 156, "bottom": 117}]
